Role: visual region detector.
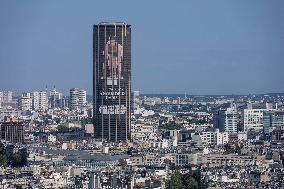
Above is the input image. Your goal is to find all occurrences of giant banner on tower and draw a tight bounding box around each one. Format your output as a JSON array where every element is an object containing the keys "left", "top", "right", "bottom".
[
  {"left": 99, "top": 39, "right": 126, "bottom": 115},
  {"left": 102, "top": 39, "right": 124, "bottom": 86}
]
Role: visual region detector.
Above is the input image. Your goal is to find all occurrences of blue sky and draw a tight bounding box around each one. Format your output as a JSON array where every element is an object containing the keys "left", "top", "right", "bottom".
[{"left": 0, "top": 0, "right": 283, "bottom": 95}]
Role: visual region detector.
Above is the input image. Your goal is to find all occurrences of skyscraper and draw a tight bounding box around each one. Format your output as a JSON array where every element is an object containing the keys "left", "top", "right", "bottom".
[{"left": 93, "top": 22, "right": 131, "bottom": 142}]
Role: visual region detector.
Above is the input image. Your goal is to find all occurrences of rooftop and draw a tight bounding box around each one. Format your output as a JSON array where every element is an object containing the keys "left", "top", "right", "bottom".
[{"left": 95, "top": 22, "right": 130, "bottom": 26}]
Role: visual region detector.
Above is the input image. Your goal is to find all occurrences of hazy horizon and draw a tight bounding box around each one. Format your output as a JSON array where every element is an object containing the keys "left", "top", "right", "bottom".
[{"left": 1, "top": 0, "right": 284, "bottom": 95}]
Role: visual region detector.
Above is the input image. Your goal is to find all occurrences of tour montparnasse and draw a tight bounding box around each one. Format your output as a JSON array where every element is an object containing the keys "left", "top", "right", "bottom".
[{"left": 93, "top": 22, "right": 131, "bottom": 142}]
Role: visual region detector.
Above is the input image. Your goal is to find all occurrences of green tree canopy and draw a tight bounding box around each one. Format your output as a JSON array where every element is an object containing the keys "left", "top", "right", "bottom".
[
  {"left": 185, "top": 176, "right": 199, "bottom": 189},
  {"left": 0, "top": 152, "right": 8, "bottom": 167},
  {"left": 171, "top": 171, "right": 183, "bottom": 189}
]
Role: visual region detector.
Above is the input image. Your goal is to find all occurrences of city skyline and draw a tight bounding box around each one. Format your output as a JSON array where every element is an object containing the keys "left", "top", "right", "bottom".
[
  {"left": 1, "top": 1, "right": 284, "bottom": 188},
  {"left": 1, "top": 0, "right": 284, "bottom": 95}
]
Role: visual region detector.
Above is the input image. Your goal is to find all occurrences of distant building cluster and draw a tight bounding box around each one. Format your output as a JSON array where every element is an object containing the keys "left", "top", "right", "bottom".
[{"left": 19, "top": 91, "right": 48, "bottom": 111}]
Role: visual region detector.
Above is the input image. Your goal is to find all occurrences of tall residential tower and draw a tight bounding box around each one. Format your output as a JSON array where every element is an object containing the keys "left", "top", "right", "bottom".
[{"left": 93, "top": 22, "right": 131, "bottom": 142}]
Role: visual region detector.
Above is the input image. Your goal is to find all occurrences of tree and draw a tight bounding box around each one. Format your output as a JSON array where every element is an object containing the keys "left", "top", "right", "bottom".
[
  {"left": 167, "top": 169, "right": 207, "bottom": 189},
  {"left": 0, "top": 147, "right": 27, "bottom": 167},
  {"left": 224, "top": 144, "right": 236, "bottom": 154},
  {"left": 12, "top": 153, "right": 22, "bottom": 167},
  {"left": 0, "top": 152, "right": 8, "bottom": 167},
  {"left": 170, "top": 171, "right": 183, "bottom": 189},
  {"left": 159, "top": 121, "right": 182, "bottom": 130},
  {"left": 20, "top": 151, "right": 27, "bottom": 166},
  {"left": 185, "top": 176, "right": 198, "bottom": 189},
  {"left": 57, "top": 124, "right": 69, "bottom": 132}
]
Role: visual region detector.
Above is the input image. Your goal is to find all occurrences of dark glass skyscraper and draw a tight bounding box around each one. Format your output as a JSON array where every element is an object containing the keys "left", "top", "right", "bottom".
[{"left": 93, "top": 22, "right": 131, "bottom": 142}]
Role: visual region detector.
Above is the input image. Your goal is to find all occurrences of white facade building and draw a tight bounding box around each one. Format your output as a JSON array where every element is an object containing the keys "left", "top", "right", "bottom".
[
  {"left": 238, "top": 132, "right": 248, "bottom": 141},
  {"left": 200, "top": 131, "right": 217, "bottom": 145},
  {"left": 38, "top": 91, "right": 48, "bottom": 110},
  {"left": 70, "top": 88, "right": 86, "bottom": 110},
  {"left": 78, "top": 90, "right": 87, "bottom": 106},
  {"left": 31, "top": 91, "right": 48, "bottom": 110},
  {"left": 70, "top": 88, "right": 79, "bottom": 110},
  {"left": 244, "top": 109, "right": 265, "bottom": 131},
  {"left": 216, "top": 129, "right": 229, "bottom": 145},
  {"left": 19, "top": 91, "right": 48, "bottom": 111},
  {"left": 143, "top": 97, "right": 161, "bottom": 106},
  {"left": 19, "top": 93, "right": 32, "bottom": 111},
  {"left": 131, "top": 123, "right": 159, "bottom": 142},
  {"left": 224, "top": 107, "right": 238, "bottom": 133},
  {"left": 1, "top": 91, "right": 12, "bottom": 104}
]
